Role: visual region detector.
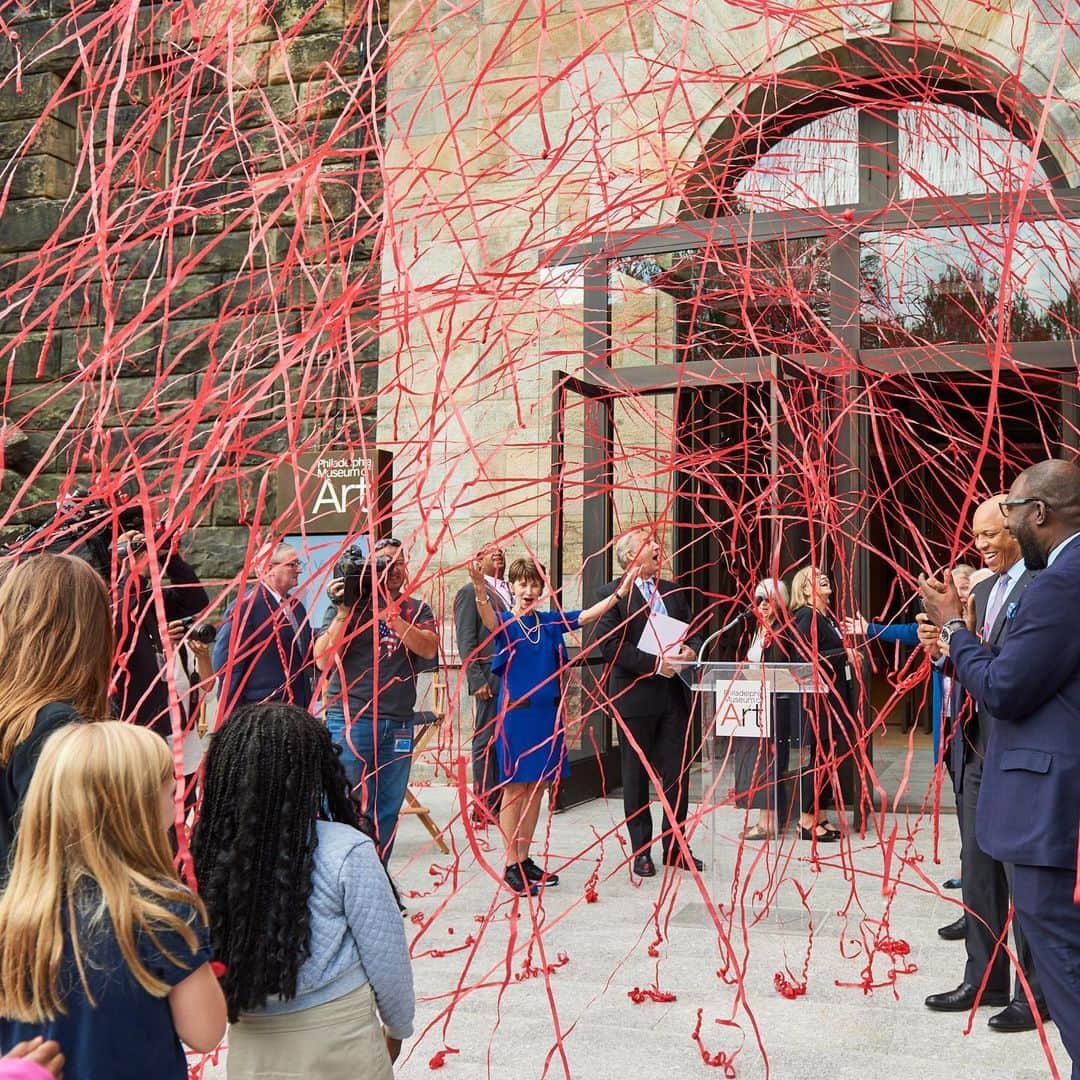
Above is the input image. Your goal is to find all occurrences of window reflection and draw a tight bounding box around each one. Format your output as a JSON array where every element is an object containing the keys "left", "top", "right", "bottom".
[
  {"left": 734, "top": 110, "right": 859, "bottom": 211},
  {"left": 898, "top": 103, "right": 1049, "bottom": 200},
  {"left": 730, "top": 102, "right": 1046, "bottom": 210},
  {"left": 685, "top": 238, "right": 833, "bottom": 360},
  {"left": 861, "top": 220, "right": 1080, "bottom": 347}
]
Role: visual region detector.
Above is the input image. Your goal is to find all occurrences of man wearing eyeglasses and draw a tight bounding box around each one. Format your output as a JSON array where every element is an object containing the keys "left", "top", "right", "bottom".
[
  {"left": 213, "top": 541, "right": 314, "bottom": 715},
  {"left": 922, "top": 495, "right": 1044, "bottom": 1033},
  {"left": 922, "top": 461, "right": 1080, "bottom": 1076}
]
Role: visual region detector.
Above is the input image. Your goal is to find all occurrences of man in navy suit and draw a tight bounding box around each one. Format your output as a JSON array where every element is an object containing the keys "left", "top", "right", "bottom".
[
  {"left": 453, "top": 544, "right": 510, "bottom": 825},
  {"left": 213, "top": 542, "right": 314, "bottom": 715},
  {"left": 595, "top": 527, "right": 703, "bottom": 878},
  {"left": 923, "top": 460, "right": 1080, "bottom": 1079},
  {"left": 922, "top": 497, "right": 1044, "bottom": 1032}
]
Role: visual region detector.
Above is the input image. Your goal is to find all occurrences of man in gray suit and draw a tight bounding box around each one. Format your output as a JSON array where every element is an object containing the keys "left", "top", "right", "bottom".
[
  {"left": 923, "top": 495, "right": 1046, "bottom": 1031},
  {"left": 453, "top": 545, "right": 510, "bottom": 825}
]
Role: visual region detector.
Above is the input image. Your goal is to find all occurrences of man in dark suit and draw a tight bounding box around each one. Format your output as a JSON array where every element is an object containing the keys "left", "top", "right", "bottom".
[
  {"left": 453, "top": 544, "right": 510, "bottom": 824},
  {"left": 923, "top": 495, "right": 1045, "bottom": 1032},
  {"left": 922, "top": 461, "right": 1080, "bottom": 1078},
  {"left": 595, "top": 528, "right": 703, "bottom": 877},
  {"left": 213, "top": 541, "right": 314, "bottom": 714}
]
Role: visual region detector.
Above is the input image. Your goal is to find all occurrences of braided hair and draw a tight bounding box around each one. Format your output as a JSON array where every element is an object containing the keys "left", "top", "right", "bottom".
[{"left": 191, "top": 702, "right": 376, "bottom": 1020}]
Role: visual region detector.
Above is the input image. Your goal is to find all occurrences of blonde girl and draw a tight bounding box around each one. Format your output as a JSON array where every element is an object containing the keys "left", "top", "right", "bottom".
[
  {"left": 0, "top": 554, "right": 113, "bottom": 870},
  {"left": 0, "top": 723, "right": 226, "bottom": 1079}
]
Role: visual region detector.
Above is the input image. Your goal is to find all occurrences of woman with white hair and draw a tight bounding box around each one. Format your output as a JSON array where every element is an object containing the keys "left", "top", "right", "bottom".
[{"left": 732, "top": 578, "right": 794, "bottom": 841}]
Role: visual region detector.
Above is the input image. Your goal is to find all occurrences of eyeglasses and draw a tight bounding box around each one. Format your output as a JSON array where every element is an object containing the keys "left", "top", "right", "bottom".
[
  {"left": 276, "top": 559, "right": 304, "bottom": 570},
  {"left": 999, "top": 498, "right": 1048, "bottom": 518}
]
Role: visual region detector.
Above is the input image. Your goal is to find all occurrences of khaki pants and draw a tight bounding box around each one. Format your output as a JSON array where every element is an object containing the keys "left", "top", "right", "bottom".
[{"left": 227, "top": 982, "right": 394, "bottom": 1080}]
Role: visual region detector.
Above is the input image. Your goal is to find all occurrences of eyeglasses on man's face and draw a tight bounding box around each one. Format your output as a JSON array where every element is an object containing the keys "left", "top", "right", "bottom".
[
  {"left": 999, "top": 497, "right": 1048, "bottom": 518},
  {"left": 275, "top": 558, "right": 303, "bottom": 570}
]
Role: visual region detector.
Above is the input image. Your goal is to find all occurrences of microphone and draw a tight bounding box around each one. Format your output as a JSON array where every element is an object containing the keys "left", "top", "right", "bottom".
[{"left": 696, "top": 606, "right": 755, "bottom": 664}]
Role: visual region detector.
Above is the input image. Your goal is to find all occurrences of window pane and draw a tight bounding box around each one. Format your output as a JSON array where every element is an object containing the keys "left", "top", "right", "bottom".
[
  {"left": 733, "top": 110, "right": 859, "bottom": 211},
  {"left": 898, "top": 103, "right": 1049, "bottom": 200},
  {"left": 861, "top": 219, "right": 1080, "bottom": 347}
]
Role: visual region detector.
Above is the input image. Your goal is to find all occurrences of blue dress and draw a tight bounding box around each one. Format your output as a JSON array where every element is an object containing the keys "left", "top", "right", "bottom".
[{"left": 490, "top": 609, "right": 581, "bottom": 784}]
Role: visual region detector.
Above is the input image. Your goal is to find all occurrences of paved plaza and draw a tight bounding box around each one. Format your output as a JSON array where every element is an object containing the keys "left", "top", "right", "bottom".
[{"left": 204, "top": 762, "right": 1066, "bottom": 1079}]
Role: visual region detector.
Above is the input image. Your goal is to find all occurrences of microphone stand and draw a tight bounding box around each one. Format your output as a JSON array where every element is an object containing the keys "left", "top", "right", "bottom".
[{"left": 696, "top": 609, "right": 752, "bottom": 664}]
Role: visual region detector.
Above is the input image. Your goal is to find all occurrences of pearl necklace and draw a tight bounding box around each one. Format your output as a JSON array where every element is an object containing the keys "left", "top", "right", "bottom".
[{"left": 513, "top": 609, "right": 542, "bottom": 644}]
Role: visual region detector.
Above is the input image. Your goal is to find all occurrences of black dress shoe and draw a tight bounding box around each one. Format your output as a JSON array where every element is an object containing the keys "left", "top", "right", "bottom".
[
  {"left": 937, "top": 915, "right": 967, "bottom": 940},
  {"left": 987, "top": 999, "right": 1051, "bottom": 1032},
  {"left": 663, "top": 851, "right": 704, "bottom": 871},
  {"left": 942, "top": 877, "right": 962, "bottom": 890},
  {"left": 633, "top": 853, "right": 656, "bottom": 877},
  {"left": 925, "top": 982, "right": 1010, "bottom": 1012}
]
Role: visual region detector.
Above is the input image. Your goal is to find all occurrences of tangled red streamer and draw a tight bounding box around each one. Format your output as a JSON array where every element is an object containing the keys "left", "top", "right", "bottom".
[{"left": 0, "top": 0, "right": 1076, "bottom": 1076}]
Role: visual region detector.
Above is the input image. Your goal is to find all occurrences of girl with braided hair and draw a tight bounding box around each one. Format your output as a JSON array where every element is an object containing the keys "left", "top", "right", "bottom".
[{"left": 191, "top": 702, "right": 414, "bottom": 1079}]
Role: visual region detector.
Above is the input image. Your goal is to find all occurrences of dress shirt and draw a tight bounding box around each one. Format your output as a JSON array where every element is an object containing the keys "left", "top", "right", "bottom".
[{"left": 1047, "top": 532, "right": 1080, "bottom": 567}]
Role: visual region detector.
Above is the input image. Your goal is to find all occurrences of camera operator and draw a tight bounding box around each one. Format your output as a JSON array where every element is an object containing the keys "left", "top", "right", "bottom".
[
  {"left": 212, "top": 542, "right": 314, "bottom": 715},
  {"left": 314, "top": 538, "right": 440, "bottom": 862},
  {"left": 112, "top": 529, "right": 210, "bottom": 738}
]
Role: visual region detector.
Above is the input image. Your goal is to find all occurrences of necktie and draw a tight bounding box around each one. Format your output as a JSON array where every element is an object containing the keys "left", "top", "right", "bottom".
[
  {"left": 981, "top": 573, "right": 1010, "bottom": 641},
  {"left": 641, "top": 578, "right": 666, "bottom": 616}
]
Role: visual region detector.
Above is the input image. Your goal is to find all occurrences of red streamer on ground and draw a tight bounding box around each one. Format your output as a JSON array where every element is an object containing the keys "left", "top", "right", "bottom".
[
  {"left": 627, "top": 985, "right": 677, "bottom": 1004},
  {"left": 428, "top": 1046, "right": 459, "bottom": 1070}
]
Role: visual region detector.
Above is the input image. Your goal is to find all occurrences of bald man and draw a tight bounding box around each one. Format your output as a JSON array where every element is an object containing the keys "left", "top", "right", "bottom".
[
  {"left": 923, "top": 495, "right": 1044, "bottom": 1033},
  {"left": 923, "top": 461, "right": 1080, "bottom": 1077}
]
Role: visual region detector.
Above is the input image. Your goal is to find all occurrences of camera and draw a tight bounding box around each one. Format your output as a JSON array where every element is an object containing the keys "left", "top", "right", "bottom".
[
  {"left": 179, "top": 616, "right": 217, "bottom": 644},
  {"left": 334, "top": 545, "right": 391, "bottom": 608},
  {"left": 116, "top": 534, "right": 146, "bottom": 560}
]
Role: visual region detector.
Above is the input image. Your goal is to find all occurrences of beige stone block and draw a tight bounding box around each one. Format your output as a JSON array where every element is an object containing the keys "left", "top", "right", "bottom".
[
  {"left": 394, "top": 35, "right": 482, "bottom": 89},
  {"left": 479, "top": 6, "right": 651, "bottom": 69}
]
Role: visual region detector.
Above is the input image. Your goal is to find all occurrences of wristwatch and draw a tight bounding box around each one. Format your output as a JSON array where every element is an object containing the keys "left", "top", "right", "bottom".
[{"left": 938, "top": 618, "right": 966, "bottom": 647}]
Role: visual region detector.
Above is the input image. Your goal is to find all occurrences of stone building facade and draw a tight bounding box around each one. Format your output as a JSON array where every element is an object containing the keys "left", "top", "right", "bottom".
[{"left": 0, "top": 0, "right": 385, "bottom": 579}]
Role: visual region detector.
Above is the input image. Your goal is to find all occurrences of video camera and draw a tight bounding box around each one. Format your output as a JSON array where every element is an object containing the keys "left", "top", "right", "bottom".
[{"left": 333, "top": 545, "right": 392, "bottom": 609}]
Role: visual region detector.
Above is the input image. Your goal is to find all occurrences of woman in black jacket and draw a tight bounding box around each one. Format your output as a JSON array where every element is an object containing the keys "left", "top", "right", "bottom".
[{"left": 789, "top": 565, "right": 855, "bottom": 843}]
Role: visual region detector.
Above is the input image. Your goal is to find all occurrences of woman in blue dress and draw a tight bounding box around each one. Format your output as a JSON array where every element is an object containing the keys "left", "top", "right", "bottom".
[{"left": 468, "top": 556, "right": 634, "bottom": 896}]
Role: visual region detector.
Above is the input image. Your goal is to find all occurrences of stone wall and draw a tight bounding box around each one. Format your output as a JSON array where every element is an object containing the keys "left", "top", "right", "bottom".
[{"left": 0, "top": 0, "right": 386, "bottom": 581}]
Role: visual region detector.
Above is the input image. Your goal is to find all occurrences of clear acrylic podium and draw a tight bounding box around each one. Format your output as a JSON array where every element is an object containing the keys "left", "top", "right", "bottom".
[{"left": 675, "top": 660, "right": 824, "bottom": 922}]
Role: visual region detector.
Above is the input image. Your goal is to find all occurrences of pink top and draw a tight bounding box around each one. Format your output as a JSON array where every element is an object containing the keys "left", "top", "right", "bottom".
[{"left": 0, "top": 1060, "right": 54, "bottom": 1080}]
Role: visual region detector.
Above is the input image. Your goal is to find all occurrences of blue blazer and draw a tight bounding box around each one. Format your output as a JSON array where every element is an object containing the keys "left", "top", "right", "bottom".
[
  {"left": 949, "top": 540, "right": 1080, "bottom": 870},
  {"left": 213, "top": 584, "right": 314, "bottom": 714}
]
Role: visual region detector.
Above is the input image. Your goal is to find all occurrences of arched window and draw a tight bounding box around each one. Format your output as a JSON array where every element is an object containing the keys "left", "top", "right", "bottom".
[{"left": 733, "top": 103, "right": 1051, "bottom": 212}]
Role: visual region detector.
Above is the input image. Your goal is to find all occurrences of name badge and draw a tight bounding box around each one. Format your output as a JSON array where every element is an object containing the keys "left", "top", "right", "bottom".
[{"left": 392, "top": 726, "right": 413, "bottom": 755}]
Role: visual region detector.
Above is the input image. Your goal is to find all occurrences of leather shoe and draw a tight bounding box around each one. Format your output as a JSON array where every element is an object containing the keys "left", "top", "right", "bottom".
[
  {"left": 942, "top": 877, "right": 962, "bottom": 890},
  {"left": 663, "top": 851, "right": 705, "bottom": 871},
  {"left": 987, "top": 999, "right": 1051, "bottom": 1033},
  {"left": 925, "top": 982, "right": 1010, "bottom": 1012},
  {"left": 937, "top": 915, "right": 967, "bottom": 940},
  {"left": 633, "top": 853, "right": 656, "bottom": 877}
]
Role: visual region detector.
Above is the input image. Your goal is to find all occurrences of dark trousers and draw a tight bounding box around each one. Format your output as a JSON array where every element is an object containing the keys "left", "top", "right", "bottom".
[
  {"left": 960, "top": 757, "right": 1042, "bottom": 1002},
  {"left": 617, "top": 696, "right": 691, "bottom": 859},
  {"left": 471, "top": 691, "right": 501, "bottom": 819},
  {"left": 1012, "top": 864, "right": 1080, "bottom": 1080}
]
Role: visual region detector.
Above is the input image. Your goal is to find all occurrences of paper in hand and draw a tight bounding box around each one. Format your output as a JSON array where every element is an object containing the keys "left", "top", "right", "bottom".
[{"left": 636, "top": 613, "right": 689, "bottom": 663}]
